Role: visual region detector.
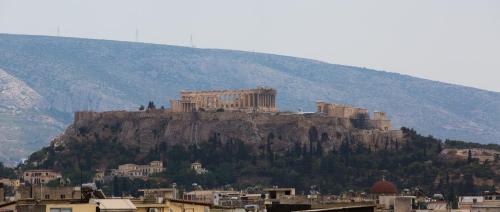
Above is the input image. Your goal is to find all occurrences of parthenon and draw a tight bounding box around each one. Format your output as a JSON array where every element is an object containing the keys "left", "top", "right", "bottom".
[{"left": 170, "top": 87, "right": 277, "bottom": 112}]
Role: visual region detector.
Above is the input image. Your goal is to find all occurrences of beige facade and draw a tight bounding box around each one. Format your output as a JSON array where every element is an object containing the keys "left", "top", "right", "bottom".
[
  {"left": 442, "top": 148, "right": 499, "bottom": 164},
  {"left": 133, "top": 198, "right": 211, "bottom": 212},
  {"left": 0, "top": 179, "right": 20, "bottom": 188},
  {"left": 139, "top": 188, "right": 178, "bottom": 199},
  {"left": 93, "top": 169, "right": 105, "bottom": 183},
  {"left": 372, "top": 112, "right": 392, "bottom": 131},
  {"left": 112, "top": 161, "right": 165, "bottom": 178},
  {"left": 316, "top": 102, "right": 368, "bottom": 119},
  {"left": 19, "top": 185, "right": 82, "bottom": 200},
  {"left": 170, "top": 87, "right": 277, "bottom": 113},
  {"left": 15, "top": 199, "right": 94, "bottom": 212},
  {"left": 90, "top": 199, "right": 137, "bottom": 211},
  {"left": 183, "top": 190, "right": 241, "bottom": 206},
  {"left": 264, "top": 187, "right": 296, "bottom": 200},
  {"left": 394, "top": 196, "right": 413, "bottom": 212},
  {"left": 45, "top": 203, "right": 97, "bottom": 212},
  {"left": 191, "top": 162, "right": 208, "bottom": 175},
  {"left": 20, "top": 199, "right": 136, "bottom": 212},
  {"left": 23, "top": 169, "right": 62, "bottom": 185}
]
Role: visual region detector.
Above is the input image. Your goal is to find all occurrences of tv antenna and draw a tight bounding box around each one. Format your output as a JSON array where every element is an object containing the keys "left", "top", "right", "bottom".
[{"left": 190, "top": 34, "right": 196, "bottom": 48}]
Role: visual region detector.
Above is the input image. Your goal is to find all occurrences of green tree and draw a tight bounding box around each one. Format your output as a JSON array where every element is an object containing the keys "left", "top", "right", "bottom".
[
  {"left": 0, "top": 162, "right": 15, "bottom": 179},
  {"left": 147, "top": 101, "right": 156, "bottom": 110}
]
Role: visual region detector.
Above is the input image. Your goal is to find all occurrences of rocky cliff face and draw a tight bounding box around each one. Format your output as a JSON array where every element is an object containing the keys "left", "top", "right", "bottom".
[{"left": 51, "top": 110, "right": 404, "bottom": 162}]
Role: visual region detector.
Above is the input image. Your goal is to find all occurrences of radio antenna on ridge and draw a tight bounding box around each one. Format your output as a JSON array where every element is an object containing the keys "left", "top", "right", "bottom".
[{"left": 190, "top": 34, "right": 196, "bottom": 48}]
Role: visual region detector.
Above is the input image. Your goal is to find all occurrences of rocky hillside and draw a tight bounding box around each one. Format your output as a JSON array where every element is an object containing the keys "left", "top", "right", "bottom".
[
  {"left": 46, "top": 110, "right": 403, "bottom": 166},
  {"left": 1, "top": 33, "right": 500, "bottom": 164},
  {"left": 27, "top": 116, "right": 498, "bottom": 194},
  {"left": 0, "top": 68, "right": 66, "bottom": 164}
]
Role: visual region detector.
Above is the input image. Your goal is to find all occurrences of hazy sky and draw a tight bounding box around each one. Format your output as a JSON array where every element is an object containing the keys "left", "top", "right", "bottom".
[{"left": 1, "top": 0, "right": 499, "bottom": 92}]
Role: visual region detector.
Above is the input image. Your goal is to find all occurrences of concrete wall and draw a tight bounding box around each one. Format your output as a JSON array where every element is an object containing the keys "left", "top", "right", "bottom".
[
  {"left": 394, "top": 197, "right": 412, "bottom": 212},
  {"left": 19, "top": 185, "right": 81, "bottom": 200},
  {"left": 0, "top": 186, "right": 4, "bottom": 203},
  {"left": 45, "top": 203, "right": 97, "bottom": 212}
]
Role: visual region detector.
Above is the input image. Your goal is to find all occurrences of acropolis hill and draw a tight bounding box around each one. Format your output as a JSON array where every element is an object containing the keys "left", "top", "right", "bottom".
[{"left": 56, "top": 88, "right": 404, "bottom": 160}]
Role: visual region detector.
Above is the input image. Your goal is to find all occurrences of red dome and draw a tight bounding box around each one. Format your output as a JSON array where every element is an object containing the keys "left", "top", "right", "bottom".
[{"left": 370, "top": 180, "right": 398, "bottom": 194}]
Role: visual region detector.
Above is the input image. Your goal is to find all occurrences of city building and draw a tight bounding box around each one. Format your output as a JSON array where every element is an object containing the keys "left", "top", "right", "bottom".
[
  {"left": 14, "top": 198, "right": 136, "bottom": 212},
  {"left": 457, "top": 191, "right": 500, "bottom": 212},
  {"left": 459, "top": 196, "right": 484, "bottom": 210},
  {"left": 425, "top": 201, "right": 448, "bottom": 211},
  {"left": 264, "top": 187, "right": 296, "bottom": 200},
  {"left": 18, "top": 185, "right": 82, "bottom": 200},
  {"left": 22, "top": 169, "right": 62, "bottom": 185},
  {"left": 0, "top": 179, "right": 20, "bottom": 188},
  {"left": 133, "top": 198, "right": 211, "bottom": 212},
  {"left": 44, "top": 202, "right": 98, "bottom": 212},
  {"left": 139, "top": 188, "right": 178, "bottom": 200},
  {"left": 191, "top": 162, "right": 208, "bottom": 175},
  {"left": 93, "top": 169, "right": 105, "bottom": 183},
  {"left": 111, "top": 161, "right": 165, "bottom": 178},
  {"left": 183, "top": 190, "right": 241, "bottom": 206},
  {"left": 90, "top": 199, "right": 137, "bottom": 212}
]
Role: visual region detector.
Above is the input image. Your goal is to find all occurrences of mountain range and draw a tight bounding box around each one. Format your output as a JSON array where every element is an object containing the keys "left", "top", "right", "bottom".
[{"left": 1, "top": 33, "right": 499, "bottom": 165}]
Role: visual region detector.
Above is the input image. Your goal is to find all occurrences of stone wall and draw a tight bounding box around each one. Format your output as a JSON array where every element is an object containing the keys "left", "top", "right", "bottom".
[
  {"left": 316, "top": 102, "right": 368, "bottom": 119},
  {"left": 372, "top": 112, "right": 392, "bottom": 131},
  {"left": 316, "top": 102, "right": 393, "bottom": 131}
]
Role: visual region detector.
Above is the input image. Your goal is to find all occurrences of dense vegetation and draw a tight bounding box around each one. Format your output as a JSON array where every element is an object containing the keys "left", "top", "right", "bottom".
[
  {"left": 444, "top": 139, "right": 500, "bottom": 152},
  {"left": 25, "top": 127, "right": 499, "bottom": 203},
  {"left": 0, "top": 162, "right": 15, "bottom": 179}
]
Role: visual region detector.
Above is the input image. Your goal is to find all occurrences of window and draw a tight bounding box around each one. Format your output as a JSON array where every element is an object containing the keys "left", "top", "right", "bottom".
[
  {"left": 60, "top": 194, "right": 66, "bottom": 199},
  {"left": 45, "top": 194, "right": 50, "bottom": 199},
  {"left": 270, "top": 191, "right": 277, "bottom": 199},
  {"left": 50, "top": 208, "right": 72, "bottom": 212}
]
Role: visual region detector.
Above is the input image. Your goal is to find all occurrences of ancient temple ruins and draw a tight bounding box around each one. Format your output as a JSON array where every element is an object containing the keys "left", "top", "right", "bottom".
[
  {"left": 166, "top": 87, "right": 393, "bottom": 131},
  {"left": 170, "top": 87, "right": 277, "bottom": 112}
]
